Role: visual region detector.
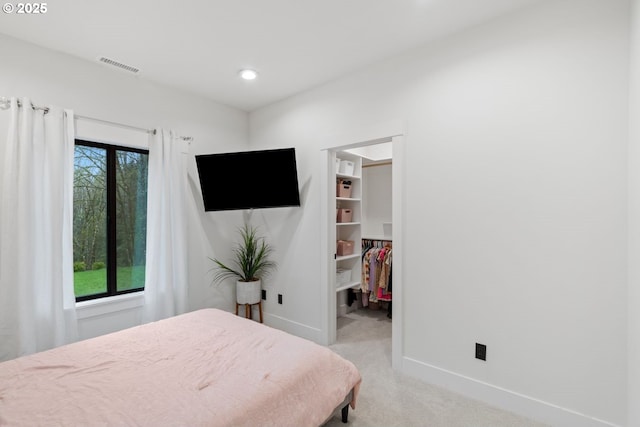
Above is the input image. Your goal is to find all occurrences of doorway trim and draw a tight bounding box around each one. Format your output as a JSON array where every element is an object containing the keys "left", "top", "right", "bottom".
[{"left": 319, "top": 119, "right": 405, "bottom": 370}]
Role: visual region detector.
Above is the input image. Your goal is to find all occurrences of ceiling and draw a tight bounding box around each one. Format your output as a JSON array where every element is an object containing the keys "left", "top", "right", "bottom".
[{"left": 0, "top": 0, "right": 545, "bottom": 112}]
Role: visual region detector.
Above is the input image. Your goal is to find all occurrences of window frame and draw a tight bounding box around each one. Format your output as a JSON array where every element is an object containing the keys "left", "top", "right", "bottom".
[{"left": 74, "top": 139, "right": 149, "bottom": 302}]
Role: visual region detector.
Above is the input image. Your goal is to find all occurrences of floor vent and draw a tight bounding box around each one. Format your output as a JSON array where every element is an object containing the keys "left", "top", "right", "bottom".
[{"left": 98, "top": 57, "right": 140, "bottom": 74}]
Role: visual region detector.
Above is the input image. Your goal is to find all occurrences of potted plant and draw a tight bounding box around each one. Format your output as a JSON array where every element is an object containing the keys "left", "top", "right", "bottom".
[{"left": 211, "top": 224, "right": 276, "bottom": 305}]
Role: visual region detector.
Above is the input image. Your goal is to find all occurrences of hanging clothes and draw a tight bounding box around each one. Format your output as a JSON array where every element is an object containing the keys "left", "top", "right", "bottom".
[{"left": 360, "top": 239, "right": 392, "bottom": 304}]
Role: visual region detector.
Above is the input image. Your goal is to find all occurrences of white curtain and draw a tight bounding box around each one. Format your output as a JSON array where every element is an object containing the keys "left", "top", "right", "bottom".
[
  {"left": 0, "top": 98, "right": 78, "bottom": 361},
  {"left": 143, "top": 129, "right": 189, "bottom": 322}
]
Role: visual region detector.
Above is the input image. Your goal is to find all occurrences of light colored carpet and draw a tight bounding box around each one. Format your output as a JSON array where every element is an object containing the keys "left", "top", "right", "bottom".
[{"left": 324, "top": 308, "right": 548, "bottom": 427}]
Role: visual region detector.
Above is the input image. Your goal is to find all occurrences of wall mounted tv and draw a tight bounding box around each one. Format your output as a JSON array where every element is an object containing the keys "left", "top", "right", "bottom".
[{"left": 195, "top": 148, "right": 301, "bottom": 211}]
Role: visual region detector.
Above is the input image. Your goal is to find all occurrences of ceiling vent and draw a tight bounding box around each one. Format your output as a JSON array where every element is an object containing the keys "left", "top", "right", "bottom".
[{"left": 98, "top": 57, "right": 140, "bottom": 74}]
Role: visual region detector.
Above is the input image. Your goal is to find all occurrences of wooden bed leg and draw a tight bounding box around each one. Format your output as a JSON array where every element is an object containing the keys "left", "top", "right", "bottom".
[{"left": 341, "top": 404, "right": 349, "bottom": 423}]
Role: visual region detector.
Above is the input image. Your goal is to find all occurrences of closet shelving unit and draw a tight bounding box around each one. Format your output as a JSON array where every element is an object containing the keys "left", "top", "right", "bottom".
[{"left": 335, "top": 152, "right": 362, "bottom": 297}]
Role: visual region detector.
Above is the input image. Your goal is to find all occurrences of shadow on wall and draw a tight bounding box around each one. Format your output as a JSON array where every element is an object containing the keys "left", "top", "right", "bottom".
[
  {"left": 187, "top": 170, "right": 239, "bottom": 312},
  {"left": 252, "top": 175, "right": 310, "bottom": 264},
  {"left": 186, "top": 169, "right": 311, "bottom": 312}
]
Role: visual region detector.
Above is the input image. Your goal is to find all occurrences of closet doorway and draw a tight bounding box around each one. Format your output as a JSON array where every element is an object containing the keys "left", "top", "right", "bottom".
[{"left": 320, "top": 127, "right": 404, "bottom": 371}]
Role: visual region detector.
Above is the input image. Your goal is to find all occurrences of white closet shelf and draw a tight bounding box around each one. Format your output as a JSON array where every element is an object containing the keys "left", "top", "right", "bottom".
[
  {"left": 334, "top": 151, "right": 363, "bottom": 321},
  {"left": 336, "top": 282, "right": 360, "bottom": 293},
  {"left": 336, "top": 253, "right": 360, "bottom": 262},
  {"left": 337, "top": 173, "right": 360, "bottom": 179}
]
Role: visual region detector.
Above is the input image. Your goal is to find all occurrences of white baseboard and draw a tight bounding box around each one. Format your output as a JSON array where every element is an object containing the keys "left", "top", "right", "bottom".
[
  {"left": 263, "top": 312, "right": 322, "bottom": 343},
  {"left": 402, "top": 357, "right": 621, "bottom": 427}
]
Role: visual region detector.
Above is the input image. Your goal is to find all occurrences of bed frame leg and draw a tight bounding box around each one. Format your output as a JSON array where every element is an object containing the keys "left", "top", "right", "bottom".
[{"left": 341, "top": 404, "right": 349, "bottom": 423}]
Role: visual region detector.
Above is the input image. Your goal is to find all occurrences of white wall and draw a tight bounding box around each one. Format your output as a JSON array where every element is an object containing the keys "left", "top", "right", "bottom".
[
  {"left": 628, "top": 1, "right": 640, "bottom": 426},
  {"left": 362, "top": 164, "right": 392, "bottom": 239},
  {"left": 0, "top": 34, "right": 249, "bottom": 339},
  {"left": 250, "top": 0, "right": 629, "bottom": 425}
]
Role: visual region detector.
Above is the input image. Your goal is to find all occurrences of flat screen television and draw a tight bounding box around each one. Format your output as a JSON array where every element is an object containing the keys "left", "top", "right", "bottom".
[{"left": 195, "top": 148, "right": 301, "bottom": 211}]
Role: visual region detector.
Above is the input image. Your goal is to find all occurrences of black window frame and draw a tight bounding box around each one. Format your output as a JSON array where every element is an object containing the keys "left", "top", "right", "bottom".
[{"left": 74, "top": 139, "right": 149, "bottom": 302}]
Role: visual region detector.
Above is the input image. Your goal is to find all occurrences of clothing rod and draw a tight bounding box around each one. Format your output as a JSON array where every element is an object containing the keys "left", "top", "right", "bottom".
[
  {"left": 0, "top": 96, "right": 193, "bottom": 142},
  {"left": 362, "top": 161, "right": 392, "bottom": 169}
]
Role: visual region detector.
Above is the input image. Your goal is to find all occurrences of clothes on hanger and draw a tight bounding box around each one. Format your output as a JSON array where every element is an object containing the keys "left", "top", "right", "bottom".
[{"left": 360, "top": 240, "right": 392, "bottom": 304}]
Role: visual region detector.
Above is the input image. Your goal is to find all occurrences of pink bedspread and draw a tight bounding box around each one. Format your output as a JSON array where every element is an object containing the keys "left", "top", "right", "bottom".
[{"left": 0, "top": 309, "right": 361, "bottom": 426}]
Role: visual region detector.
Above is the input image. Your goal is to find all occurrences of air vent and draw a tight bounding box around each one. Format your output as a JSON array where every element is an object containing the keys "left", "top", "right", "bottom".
[{"left": 98, "top": 57, "right": 140, "bottom": 74}]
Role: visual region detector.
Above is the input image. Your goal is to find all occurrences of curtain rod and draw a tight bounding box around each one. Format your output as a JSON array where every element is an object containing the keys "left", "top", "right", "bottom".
[
  {"left": 0, "top": 97, "right": 193, "bottom": 142},
  {"left": 75, "top": 114, "right": 153, "bottom": 135},
  {"left": 0, "top": 96, "right": 49, "bottom": 113},
  {"left": 76, "top": 115, "right": 193, "bottom": 142}
]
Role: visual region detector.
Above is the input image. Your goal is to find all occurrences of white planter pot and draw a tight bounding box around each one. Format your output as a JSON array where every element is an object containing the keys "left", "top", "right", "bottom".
[{"left": 236, "top": 279, "right": 261, "bottom": 304}]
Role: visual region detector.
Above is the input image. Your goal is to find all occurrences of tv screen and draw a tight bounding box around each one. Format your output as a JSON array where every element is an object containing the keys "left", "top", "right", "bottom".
[{"left": 195, "top": 148, "right": 301, "bottom": 211}]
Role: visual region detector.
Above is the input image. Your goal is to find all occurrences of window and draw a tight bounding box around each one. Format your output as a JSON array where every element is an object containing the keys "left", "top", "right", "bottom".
[{"left": 73, "top": 140, "right": 149, "bottom": 302}]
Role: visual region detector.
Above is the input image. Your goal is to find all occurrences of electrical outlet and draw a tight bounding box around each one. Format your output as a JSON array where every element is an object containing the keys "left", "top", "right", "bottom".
[
  {"left": 262, "top": 289, "right": 266, "bottom": 301},
  {"left": 475, "top": 343, "right": 487, "bottom": 361},
  {"left": 278, "top": 294, "right": 283, "bottom": 304}
]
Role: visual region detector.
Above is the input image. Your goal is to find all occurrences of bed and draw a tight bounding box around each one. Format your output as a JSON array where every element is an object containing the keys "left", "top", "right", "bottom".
[{"left": 0, "top": 309, "right": 361, "bottom": 426}]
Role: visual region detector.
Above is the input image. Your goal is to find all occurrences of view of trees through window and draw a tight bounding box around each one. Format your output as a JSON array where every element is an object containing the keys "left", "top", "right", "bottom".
[{"left": 73, "top": 141, "right": 148, "bottom": 301}]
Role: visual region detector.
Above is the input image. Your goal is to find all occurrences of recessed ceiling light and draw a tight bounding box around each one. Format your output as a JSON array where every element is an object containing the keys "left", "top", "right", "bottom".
[{"left": 239, "top": 69, "right": 258, "bottom": 80}]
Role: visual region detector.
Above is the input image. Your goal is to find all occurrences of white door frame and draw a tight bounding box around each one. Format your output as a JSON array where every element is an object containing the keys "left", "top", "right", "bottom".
[{"left": 319, "top": 120, "right": 405, "bottom": 371}]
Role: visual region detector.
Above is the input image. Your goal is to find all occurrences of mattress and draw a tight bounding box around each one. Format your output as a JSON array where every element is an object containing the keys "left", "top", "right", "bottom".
[{"left": 0, "top": 309, "right": 361, "bottom": 426}]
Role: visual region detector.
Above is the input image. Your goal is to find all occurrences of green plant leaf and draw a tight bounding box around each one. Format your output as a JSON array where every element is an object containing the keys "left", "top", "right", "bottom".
[{"left": 210, "top": 223, "right": 277, "bottom": 285}]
